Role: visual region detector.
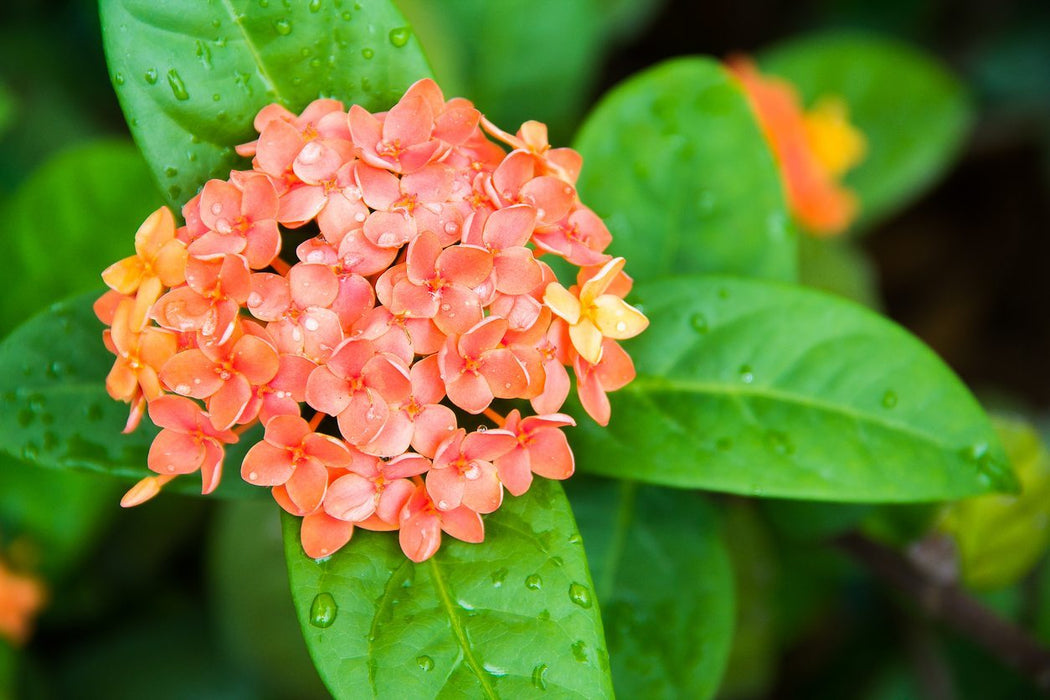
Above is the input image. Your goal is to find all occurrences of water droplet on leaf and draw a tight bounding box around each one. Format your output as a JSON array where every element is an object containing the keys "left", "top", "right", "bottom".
[
  {"left": 532, "top": 664, "right": 549, "bottom": 690},
  {"left": 361, "top": 47, "right": 374, "bottom": 59},
  {"left": 309, "top": 592, "right": 338, "bottom": 628},
  {"left": 416, "top": 655, "right": 434, "bottom": 671},
  {"left": 690, "top": 313, "right": 708, "bottom": 334},
  {"left": 882, "top": 390, "right": 898, "bottom": 409},
  {"left": 525, "top": 574, "right": 542, "bottom": 590},
  {"left": 144, "top": 68, "right": 158, "bottom": 84},
  {"left": 568, "top": 583, "right": 592, "bottom": 608},
  {"left": 274, "top": 18, "right": 292, "bottom": 35},
  {"left": 388, "top": 27, "right": 410, "bottom": 47},
  {"left": 571, "top": 640, "right": 588, "bottom": 663},
  {"left": 739, "top": 364, "right": 754, "bottom": 384},
  {"left": 167, "top": 70, "right": 189, "bottom": 100}
]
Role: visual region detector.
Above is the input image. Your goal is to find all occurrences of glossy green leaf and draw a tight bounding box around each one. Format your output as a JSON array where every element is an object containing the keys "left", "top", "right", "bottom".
[
  {"left": 0, "top": 80, "right": 14, "bottom": 139},
  {"left": 283, "top": 478, "right": 613, "bottom": 698},
  {"left": 566, "top": 478, "right": 734, "bottom": 699},
  {"left": 0, "top": 139, "right": 163, "bottom": 337},
  {"left": 758, "top": 32, "right": 973, "bottom": 232},
  {"left": 939, "top": 415, "right": 1050, "bottom": 590},
  {"left": 574, "top": 57, "right": 797, "bottom": 284},
  {"left": 0, "top": 292, "right": 262, "bottom": 499},
  {"left": 208, "top": 500, "right": 327, "bottom": 698},
  {"left": 569, "top": 275, "right": 1014, "bottom": 501},
  {"left": 100, "top": 0, "right": 432, "bottom": 208}
]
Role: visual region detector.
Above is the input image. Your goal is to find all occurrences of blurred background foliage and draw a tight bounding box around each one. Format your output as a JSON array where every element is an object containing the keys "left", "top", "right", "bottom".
[{"left": 1, "top": 0, "right": 1049, "bottom": 697}]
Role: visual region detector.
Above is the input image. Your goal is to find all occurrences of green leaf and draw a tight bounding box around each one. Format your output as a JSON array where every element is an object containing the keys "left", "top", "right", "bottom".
[
  {"left": 283, "top": 478, "right": 613, "bottom": 698},
  {"left": 758, "top": 32, "right": 973, "bottom": 233},
  {"left": 0, "top": 139, "right": 163, "bottom": 337},
  {"left": 566, "top": 478, "right": 734, "bottom": 699},
  {"left": 569, "top": 275, "right": 1014, "bottom": 501},
  {"left": 208, "top": 500, "right": 327, "bottom": 698},
  {"left": 100, "top": 0, "right": 432, "bottom": 208},
  {"left": 938, "top": 415, "right": 1050, "bottom": 590},
  {"left": 573, "top": 57, "right": 797, "bottom": 284},
  {"left": 797, "top": 235, "right": 880, "bottom": 309},
  {"left": 0, "top": 292, "right": 262, "bottom": 499},
  {"left": 0, "top": 463, "right": 118, "bottom": 581}
]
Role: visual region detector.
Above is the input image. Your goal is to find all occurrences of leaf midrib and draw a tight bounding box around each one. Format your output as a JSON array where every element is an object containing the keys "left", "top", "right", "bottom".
[
  {"left": 627, "top": 375, "right": 973, "bottom": 453},
  {"left": 427, "top": 557, "right": 499, "bottom": 699},
  {"left": 219, "top": 0, "right": 285, "bottom": 104}
]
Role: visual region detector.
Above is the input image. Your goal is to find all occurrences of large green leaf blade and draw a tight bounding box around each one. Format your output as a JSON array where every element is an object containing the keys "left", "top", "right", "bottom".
[
  {"left": 758, "top": 32, "right": 973, "bottom": 233},
  {"left": 570, "top": 275, "right": 1013, "bottom": 501},
  {"left": 567, "top": 478, "right": 734, "bottom": 698},
  {"left": 100, "top": 0, "right": 432, "bottom": 207},
  {"left": 283, "top": 479, "right": 613, "bottom": 698},
  {"left": 573, "top": 57, "right": 797, "bottom": 283},
  {"left": 0, "top": 292, "right": 261, "bottom": 498}
]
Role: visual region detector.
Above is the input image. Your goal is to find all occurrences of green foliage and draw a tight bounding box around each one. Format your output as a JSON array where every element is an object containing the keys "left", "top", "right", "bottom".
[
  {"left": 574, "top": 57, "right": 797, "bottom": 284},
  {"left": 569, "top": 275, "right": 1014, "bottom": 501},
  {"left": 758, "top": 32, "right": 973, "bottom": 233},
  {"left": 797, "top": 235, "right": 880, "bottom": 308},
  {"left": 939, "top": 415, "right": 1050, "bottom": 590},
  {"left": 0, "top": 139, "right": 163, "bottom": 338},
  {"left": 567, "top": 478, "right": 734, "bottom": 699},
  {"left": 0, "top": 466, "right": 117, "bottom": 581},
  {"left": 283, "top": 479, "right": 613, "bottom": 698},
  {"left": 0, "top": 292, "right": 261, "bottom": 499},
  {"left": 207, "top": 500, "right": 328, "bottom": 698},
  {"left": 396, "top": 0, "right": 664, "bottom": 142},
  {"left": 99, "top": 0, "right": 432, "bottom": 208}
]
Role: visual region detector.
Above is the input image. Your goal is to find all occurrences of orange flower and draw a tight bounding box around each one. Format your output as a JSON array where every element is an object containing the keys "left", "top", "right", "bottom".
[
  {"left": 0, "top": 557, "right": 46, "bottom": 646},
  {"left": 728, "top": 56, "right": 867, "bottom": 236},
  {"left": 101, "top": 206, "right": 188, "bottom": 329}
]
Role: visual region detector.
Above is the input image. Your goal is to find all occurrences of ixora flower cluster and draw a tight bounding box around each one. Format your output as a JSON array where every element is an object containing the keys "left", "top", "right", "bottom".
[
  {"left": 727, "top": 57, "right": 867, "bottom": 236},
  {"left": 96, "top": 79, "right": 648, "bottom": 562}
]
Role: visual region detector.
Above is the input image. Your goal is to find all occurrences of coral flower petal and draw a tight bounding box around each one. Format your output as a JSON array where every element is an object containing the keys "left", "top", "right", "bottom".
[
  {"left": 440, "top": 506, "right": 485, "bottom": 543},
  {"left": 425, "top": 466, "right": 465, "bottom": 511},
  {"left": 301, "top": 510, "right": 354, "bottom": 559},
  {"left": 148, "top": 429, "right": 205, "bottom": 475},
  {"left": 241, "top": 441, "right": 297, "bottom": 485},
  {"left": 399, "top": 511, "right": 441, "bottom": 563},
  {"left": 285, "top": 456, "right": 328, "bottom": 514},
  {"left": 324, "top": 473, "right": 377, "bottom": 522},
  {"left": 208, "top": 373, "right": 253, "bottom": 431}
]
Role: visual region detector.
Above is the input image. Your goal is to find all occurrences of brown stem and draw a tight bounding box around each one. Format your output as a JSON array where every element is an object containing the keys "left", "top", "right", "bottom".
[{"left": 836, "top": 532, "right": 1050, "bottom": 692}]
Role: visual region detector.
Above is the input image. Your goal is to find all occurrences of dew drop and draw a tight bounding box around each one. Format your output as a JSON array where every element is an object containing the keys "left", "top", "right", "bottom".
[
  {"left": 476, "top": 425, "right": 487, "bottom": 432},
  {"left": 444, "top": 221, "right": 459, "bottom": 234},
  {"left": 568, "top": 533, "right": 582, "bottom": 545},
  {"left": 341, "top": 10, "right": 352, "bottom": 20},
  {"left": 175, "top": 384, "right": 191, "bottom": 395},
  {"left": 303, "top": 317, "right": 320, "bottom": 332},
  {"left": 766, "top": 430, "right": 794, "bottom": 456},
  {"left": 491, "top": 567, "right": 508, "bottom": 587},
  {"left": 739, "top": 364, "right": 754, "bottom": 384},
  {"left": 248, "top": 471, "right": 258, "bottom": 481},
  {"left": 299, "top": 141, "right": 323, "bottom": 164},
  {"left": 571, "top": 640, "right": 588, "bottom": 663},
  {"left": 463, "top": 462, "right": 481, "bottom": 480},
  {"left": 309, "top": 592, "right": 338, "bottom": 628},
  {"left": 440, "top": 303, "right": 452, "bottom": 312},
  {"left": 416, "top": 655, "right": 434, "bottom": 672},
  {"left": 388, "top": 26, "right": 411, "bottom": 47},
  {"left": 532, "top": 663, "right": 549, "bottom": 691},
  {"left": 361, "top": 48, "right": 374, "bottom": 59},
  {"left": 167, "top": 69, "right": 189, "bottom": 101},
  {"left": 690, "top": 313, "right": 708, "bottom": 334},
  {"left": 22, "top": 444, "right": 39, "bottom": 461},
  {"left": 165, "top": 166, "right": 179, "bottom": 178},
  {"left": 114, "top": 72, "right": 125, "bottom": 86},
  {"left": 211, "top": 203, "right": 223, "bottom": 215},
  {"left": 274, "top": 18, "right": 292, "bottom": 35},
  {"left": 308, "top": 0, "right": 321, "bottom": 11},
  {"left": 568, "top": 582, "right": 592, "bottom": 608},
  {"left": 525, "top": 574, "right": 543, "bottom": 590},
  {"left": 437, "top": 500, "right": 451, "bottom": 510},
  {"left": 881, "top": 390, "right": 898, "bottom": 409},
  {"left": 354, "top": 212, "right": 367, "bottom": 223},
  {"left": 247, "top": 292, "right": 262, "bottom": 307}
]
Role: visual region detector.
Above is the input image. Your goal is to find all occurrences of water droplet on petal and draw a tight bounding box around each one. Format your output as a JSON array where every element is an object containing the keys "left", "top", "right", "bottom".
[
  {"left": 299, "top": 141, "right": 323, "bottom": 164},
  {"left": 247, "top": 292, "right": 262, "bottom": 307},
  {"left": 463, "top": 462, "right": 481, "bottom": 480},
  {"left": 175, "top": 384, "right": 191, "bottom": 395},
  {"left": 211, "top": 203, "right": 223, "bottom": 215},
  {"left": 309, "top": 592, "right": 338, "bottom": 627},
  {"left": 568, "top": 582, "right": 592, "bottom": 608},
  {"left": 525, "top": 574, "right": 543, "bottom": 590},
  {"left": 303, "top": 317, "right": 320, "bottom": 332},
  {"left": 444, "top": 221, "right": 459, "bottom": 234},
  {"left": 248, "top": 471, "right": 258, "bottom": 481},
  {"left": 437, "top": 500, "right": 451, "bottom": 510}
]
